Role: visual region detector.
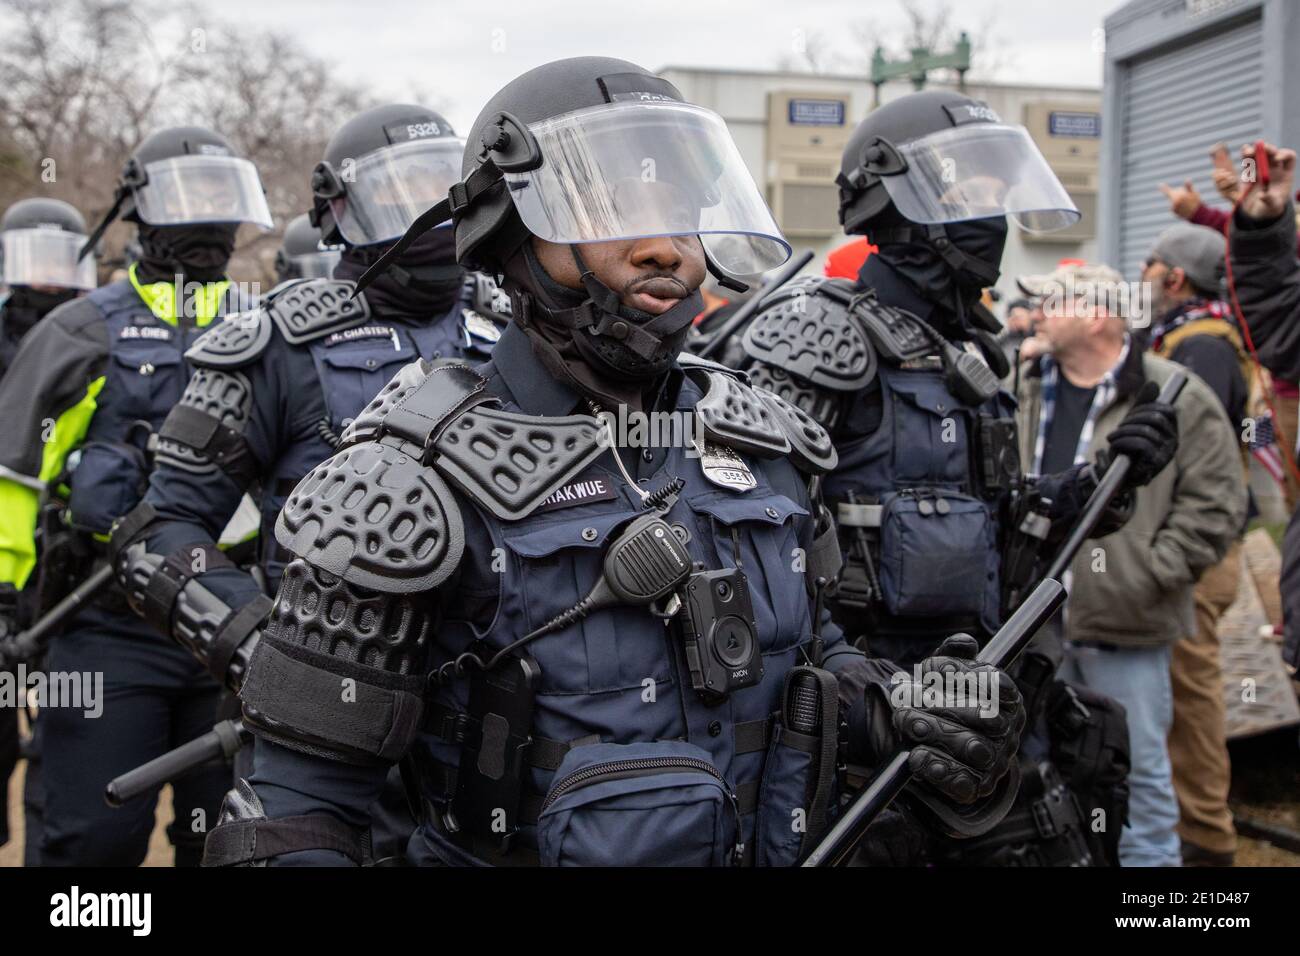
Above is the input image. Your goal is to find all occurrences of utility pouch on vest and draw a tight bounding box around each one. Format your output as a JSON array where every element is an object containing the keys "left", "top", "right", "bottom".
[
  {"left": 536, "top": 740, "right": 742, "bottom": 867},
  {"left": 449, "top": 651, "right": 540, "bottom": 852},
  {"left": 67, "top": 438, "right": 152, "bottom": 536},
  {"left": 878, "top": 488, "right": 997, "bottom": 623},
  {"left": 756, "top": 664, "right": 840, "bottom": 866}
]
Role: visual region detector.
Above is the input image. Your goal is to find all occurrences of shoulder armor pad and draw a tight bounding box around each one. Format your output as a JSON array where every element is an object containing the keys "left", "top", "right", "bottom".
[
  {"left": 339, "top": 359, "right": 443, "bottom": 446},
  {"left": 745, "top": 363, "right": 841, "bottom": 431},
  {"left": 689, "top": 368, "right": 790, "bottom": 458},
  {"left": 753, "top": 386, "right": 838, "bottom": 474},
  {"left": 340, "top": 359, "right": 607, "bottom": 522},
  {"left": 854, "top": 299, "right": 934, "bottom": 365},
  {"left": 275, "top": 437, "right": 464, "bottom": 594},
  {"left": 741, "top": 276, "right": 877, "bottom": 391},
  {"left": 366, "top": 361, "right": 494, "bottom": 450},
  {"left": 268, "top": 278, "right": 370, "bottom": 345},
  {"left": 185, "top": 310, "right": 273, "bottom": 369},
  {"left": 433, "top": 406, "right": 606, "bottom": 521}
]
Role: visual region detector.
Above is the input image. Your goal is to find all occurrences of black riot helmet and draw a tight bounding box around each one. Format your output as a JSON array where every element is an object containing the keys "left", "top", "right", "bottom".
[
  {"left": 359, "top": 56, "right": 788, "bottom": 280},
  {"left": 79, "top": 125, "right": 273, "bottom": 260},
  {"left": 310, "top": 103, "right": 462, "bottom": 248},
  {"left": 1, "top": 197, "right": 87, "bottom": 235},
  {"left": 355, "top": 57, "right": 788, "bottom": 380},
  {"left": 837, "top": 91, "right": 1079, "bottom": 329},
  {"left": 837, "top": 90, "right": 1079, "bottom": 236},
  {"left": 275, "top": 213, "right": 342, "bottom": 281},
  {"left": 1, "top": 197, "right": 96, "bottom": 290}
]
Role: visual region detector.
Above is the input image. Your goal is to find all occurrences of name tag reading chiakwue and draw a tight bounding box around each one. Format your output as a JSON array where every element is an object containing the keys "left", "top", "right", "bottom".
[{"left": 537, "top": 477, "right": 618, "bottom": 513}]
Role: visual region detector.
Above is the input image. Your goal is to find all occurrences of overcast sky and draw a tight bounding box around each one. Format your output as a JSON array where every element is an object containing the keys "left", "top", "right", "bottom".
[{"left": 216, "top": 0, "right": 1130, "bottom": 131}]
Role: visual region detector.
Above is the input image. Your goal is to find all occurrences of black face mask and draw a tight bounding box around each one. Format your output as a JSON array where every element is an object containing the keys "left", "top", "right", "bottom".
[
  {"left": 2, "top": 285, "right": 78, "bottom": 337},
  {"left": 504, "top": 243, "right": 702, "bottom": 410},
  {"left": 333, "top": 228, "right": 463, "bottom": 320},
  {"left": 868, "top": 212, "right": 1007, "bottom": 327},
  {"left": 136, "top": 222, "right": 238, "bottom": 284}
]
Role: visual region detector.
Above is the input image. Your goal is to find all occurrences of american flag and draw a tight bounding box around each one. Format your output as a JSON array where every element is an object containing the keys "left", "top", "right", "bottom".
[{"left": 1249, "top": 413, "right": 1288, "bottom": 486}]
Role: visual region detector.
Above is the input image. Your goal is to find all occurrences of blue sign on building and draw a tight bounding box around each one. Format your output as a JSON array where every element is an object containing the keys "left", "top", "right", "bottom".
[
  {"left": 788, "top": 99, "right": 845, "bottom": 126},
  {"left": 1049, "top": 111, "right": 1101, "bottom": 138}
]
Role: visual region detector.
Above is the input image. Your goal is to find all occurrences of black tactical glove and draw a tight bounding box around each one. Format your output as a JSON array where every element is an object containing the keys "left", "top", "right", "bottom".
[
  {"left": 863, "top": 634, "right": 1025, "bottom": 805},
  {"left": 1102, "top": 390, "right": 1178, "bottom": 489}
]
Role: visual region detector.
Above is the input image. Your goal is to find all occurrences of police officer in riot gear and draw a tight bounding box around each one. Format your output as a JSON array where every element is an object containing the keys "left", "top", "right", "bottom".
[
  {"left": 108, "top": 103, "right": 507, "bottom": 864},
  {"left": 0, "top": 198, "right": 98, "bottom": 380},
  {"left": 191, "top": 57, "right": 1026, "bottom": 868},
  {"left": 274, "top": 213, "right": 342, "bottom": 285},
  {"left": 0, "top": 197, "right": 98, "bottom": 860},
  {"left": 0, "top": 125, "right": 271, "bottom": 865},
  {"left": 739, "top": 90, "right": 1179, "bottom": 866}
]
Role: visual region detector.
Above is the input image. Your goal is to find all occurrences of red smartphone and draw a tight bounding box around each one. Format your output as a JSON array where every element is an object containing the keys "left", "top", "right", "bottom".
[{"left": 1254, "top": 140, "right": 1271, "bottom": 187}]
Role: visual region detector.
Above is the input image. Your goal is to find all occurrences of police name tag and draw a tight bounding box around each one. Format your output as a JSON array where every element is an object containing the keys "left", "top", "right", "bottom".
[
  {"left": 538, "top": 477, "right": 618, "bottom": 512},
  {"left": 694, "top": 438, "right": 756, "bottom": 492},
  {"left": 324, "top": 325, "right": 397, "bottom": 347},
  {"left": 119, "top": 325, "right": 173, "bottom": 342}
]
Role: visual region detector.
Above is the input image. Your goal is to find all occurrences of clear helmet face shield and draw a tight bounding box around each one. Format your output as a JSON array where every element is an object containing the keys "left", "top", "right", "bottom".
[
  {"left": 881, "top": 123, "right": 1080, "bottom": 234},
  {"left": 289, "top": 249, "right": 342, "bottom": 279},
  {"left": 1, "top": 228, "right": 97, "bottom": 289},
  {"left": 132, "top": 155, "right": 274, "bottom": 229},
  {"left": 501, "top": 101, "right": 790, "bottom": 276},
  {"left": 329, "top": 137, "right": 465, "bottom": 246}
]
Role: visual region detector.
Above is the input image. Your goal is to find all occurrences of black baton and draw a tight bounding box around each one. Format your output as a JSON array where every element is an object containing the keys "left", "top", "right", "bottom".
[
  {"left": 105, "top": 718, "right": 249, "bottom": 807},
  {"left": 1, "top": 563, "right": 115, "bottom": 665}
]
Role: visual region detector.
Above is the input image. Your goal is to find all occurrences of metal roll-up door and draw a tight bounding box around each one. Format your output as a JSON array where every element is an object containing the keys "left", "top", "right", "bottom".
[{"left": 1118, "top": 15, "right": 1263, "bottom": 278}]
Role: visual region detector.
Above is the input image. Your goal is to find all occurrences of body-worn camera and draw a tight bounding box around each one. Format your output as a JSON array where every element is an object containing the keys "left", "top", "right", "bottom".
[{"left": 677, "top": 566, "right": 762, "bottom": 704}]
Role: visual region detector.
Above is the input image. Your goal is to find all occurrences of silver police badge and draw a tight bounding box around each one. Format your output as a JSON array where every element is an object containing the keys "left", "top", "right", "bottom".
[
  {"left": 694, "top": 438, "right": 756, "bottom": 492},
  {"left": 461, "top": 308, "right": 503, "bottom": 345}
]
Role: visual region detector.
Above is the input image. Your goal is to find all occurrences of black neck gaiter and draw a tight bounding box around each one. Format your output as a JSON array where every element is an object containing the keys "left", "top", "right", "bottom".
[
  {"left": 136, "top": 222, "right": 238, "bottom": 285},
  {"left": 867, "top": 211, "right": 1007, "bottom": 334},
  {"left": 333, "top": 228, "right": 464, "bottom": 321},
  {"left": 503, "top": 243, "right": 699, "bottom": 412},
  {"left": 2, "top": 286, "right": 79, "bottom": 338}
]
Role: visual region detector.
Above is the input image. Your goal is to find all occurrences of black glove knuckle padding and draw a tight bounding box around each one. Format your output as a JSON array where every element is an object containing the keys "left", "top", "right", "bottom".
[
  {"left": 909, "top": 747, "right": 978, "bottom": 804},
  {"left": 889, "top": 654, "right": 1026, "bottom": 804}
]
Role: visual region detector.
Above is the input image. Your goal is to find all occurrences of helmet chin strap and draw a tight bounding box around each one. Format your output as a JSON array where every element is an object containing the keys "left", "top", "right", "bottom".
[
  {"left": 525, "top": 244, "right": 702, "bottom": 362},
  {"left": 702, "top": 248, "right": 749, "bottom": 294}
]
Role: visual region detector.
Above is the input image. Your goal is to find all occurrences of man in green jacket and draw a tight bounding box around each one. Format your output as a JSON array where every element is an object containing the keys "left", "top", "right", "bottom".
[{"left": 1016, "top": 262, "right": 1247, "bottom": 867}]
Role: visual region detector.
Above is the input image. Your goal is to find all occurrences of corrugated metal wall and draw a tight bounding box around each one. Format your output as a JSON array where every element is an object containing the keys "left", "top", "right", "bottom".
[{"left": 1118, "top": 15, "right": 1263, "bottom": 278}]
